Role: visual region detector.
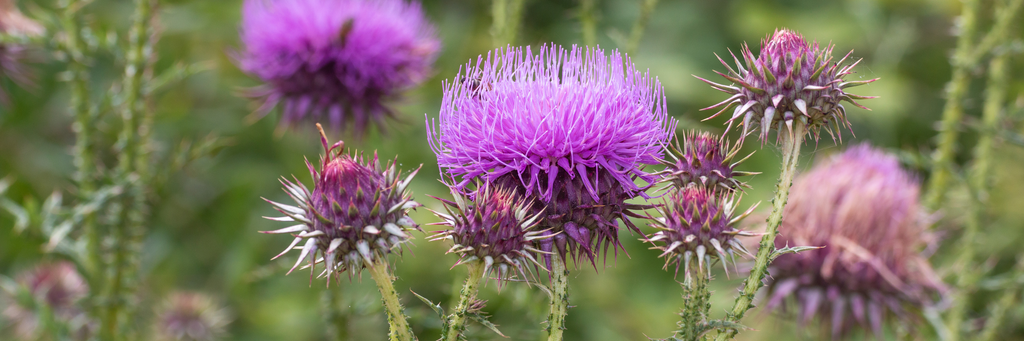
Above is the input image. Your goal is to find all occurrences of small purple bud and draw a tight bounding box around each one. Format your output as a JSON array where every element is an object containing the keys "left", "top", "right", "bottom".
[
  {"left": 659, "top": 130, "right": 753, "bottom": 192},
  {"left": 153, "top": 292, "right": 230, "bottom": 341},
  {"left": 0, "top": 0, "right": 43, "bottom": 104},
  {"left": 1, "top": 262, "right": 90, "bottom": 340}
]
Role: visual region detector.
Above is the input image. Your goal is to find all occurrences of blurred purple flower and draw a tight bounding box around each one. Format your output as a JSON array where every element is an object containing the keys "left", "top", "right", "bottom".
[
  {"left": 1, "top": 262, "right": 90, "bottom": 340},
  {"left": 429, "top": 183, "right": 548, "bottom": 286},
  {"left": 261, "top": 124, "right": 421, "bottom": 283},
  {"left": 153, "top": 292, "right": 230, "bottom": 341},
  {"left": 0, "top": 0, "right": 43, "bottom": 104},
  {"left": 646, "top": 186, "right": 758, "bottom": 282},
  {"left": 428, "top": 45, "right": 675, "bottom": 267},
  {"left": 237, "top": 0, "right": 440, "bottom": 137},
  {"left": 698, "top": 28, "right": 877, "bottom": 143},
  {"left": 765, "top": 144, "right": 946, "bottom": 339}
]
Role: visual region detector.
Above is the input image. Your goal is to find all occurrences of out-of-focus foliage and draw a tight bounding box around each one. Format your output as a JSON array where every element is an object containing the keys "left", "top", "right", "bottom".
[{"left": 1, "top": 0, "right": 1022, "bottom": 340}]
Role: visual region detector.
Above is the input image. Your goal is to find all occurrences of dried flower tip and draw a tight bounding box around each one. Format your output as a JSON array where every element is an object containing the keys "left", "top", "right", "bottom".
[
  {"left": 261, "top": 124, "right": 421, "bottom": 283},
  {"left": 237, "top": 0, "right": 440, "bottom": 137},
  {"left": 698, "top": 28, "right": 877, "bottom": 144}
]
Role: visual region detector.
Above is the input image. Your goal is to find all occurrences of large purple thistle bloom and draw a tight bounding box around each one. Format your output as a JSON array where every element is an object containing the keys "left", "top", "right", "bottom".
[
  {"left": 428, "top": 45, "right": 675, "bottom": 266},
  {"left": 237, "top": 0, "right": 440, "bottom": 136},
  {"left": 765, "top": 144, "right": 945, "bottom": 339}
]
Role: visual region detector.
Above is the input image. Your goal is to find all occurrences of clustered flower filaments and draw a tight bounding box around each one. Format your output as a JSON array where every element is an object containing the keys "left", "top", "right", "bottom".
[
  {"left": 261, "top": 124, "right": 421, "bottom": 283},
  {"left": 697, "top": 28, "right": 877, "bottom": 143},
  {"left": 237, "top": 0, "right": 440, "bottom": 136},
  {"left": 765, "top": 145, "right": 945, "bottom": 339},
  {"left": 657, "top": 130, "right": 757, "bottom": 193},
  {"left": 428, "top": 45, "right": 675, "bottom": 268},
  {"left": 646, "top": 186, "right": 759, "bottom": 284},
  {"left": 428, "top": 183, "right": 550, "bottom": 285}
]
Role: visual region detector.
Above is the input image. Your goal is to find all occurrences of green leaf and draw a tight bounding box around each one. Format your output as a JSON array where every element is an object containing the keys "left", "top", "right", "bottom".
[
  {"left": 1, "top": 197, "right": 29, "bottom": 234},
  {"left": 770, "top": 245, "right": 824, "bottom": 262},
  {"left": 410, "top": 290, "right": 444, "bottom": 318},
  {"left": 468, "top": 312, "right": 509, "bottom": 338}
]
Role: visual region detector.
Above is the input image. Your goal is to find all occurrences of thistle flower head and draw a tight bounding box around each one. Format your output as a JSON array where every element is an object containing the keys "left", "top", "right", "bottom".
[
  {"left": 698, "top": 28, "right": 877, "bottom": 143},
  {"left": 766, "top": 144, "right": 945, "bottom": 339},
  {"left": 261, "top": 124, "right": 422, "bottom": 283},
  {"left": 658, "top": 131, "right": 755, "bottom": 192},
  {"left": 428, "top": 44, "right": 675, "bottom": 266},
  {"left": 238, "top": 0, "right": 440, "bottom": 137},
  {"left": 646, "top": 186, "right": 758, "bottom": 282},
  {"left": 153, "top": 292, "right": 230, "bottom": 341},
  {"left": 1, "top": 262, "right": 89, "bottom": 339},
  {"left": 0, "top": 0, "right": 42, "bottom": 104},
  {"left": 429, "top": 183, "right": 548, "bottom": 285}
]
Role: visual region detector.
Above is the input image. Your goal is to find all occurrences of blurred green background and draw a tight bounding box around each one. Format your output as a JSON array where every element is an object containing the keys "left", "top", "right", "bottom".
[{"left": 1, "top": 0, "right": 1023, "bottom": 340}]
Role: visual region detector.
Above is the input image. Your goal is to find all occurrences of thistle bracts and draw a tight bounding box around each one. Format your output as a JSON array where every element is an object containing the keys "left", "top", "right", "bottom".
[
  {"left": 429, "top": 183, "right": 549, "bottom": 285},
  {"left": 647, "top": 186, "right": 758, "bottom": 283},
  {"left": 765, "top": 145, "right": 945, "bottom": 339},
  {"left": 153, "top": 292, "right": 230, "bottom": 341},
  {"left": 698, "top": 28, "right": 877, "bottom": 143},
  {"left": 261, "top": 124, "right": 421, "bottom": 283},
  {"left": 658, "top": 130, "right": 756, "bottom": 192}
]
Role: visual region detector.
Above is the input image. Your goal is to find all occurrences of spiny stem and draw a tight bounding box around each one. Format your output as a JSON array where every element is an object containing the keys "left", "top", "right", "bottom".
[
  {"left": 625, "top": 0, "right": 659, "bottom": 55},
  {"left": 579, "top": 0, "right": 597, "bottom": 46},
  {"left": 491, "top": 0, "right": 527, "bottom": 48},
  {"left": 679, "top": 268, "right": 710, "bottom": 341},
  {"left": 444, "top": 261, "right": 486, "bottom": 341},
  {"left": 715, "top": 120, "right": 806, "bottom": 341},
  {"left": 977, "top": 257, "right": 1024, "bottom": 341},
  {"left": 545, "top": 253, "right": 570, "bottom": 341},
  {"left": 946, "top": 35, "right": 1013, "bottom": 341},
  {"left": 367, "top": 257, "right": 417, "bottom": 341}
]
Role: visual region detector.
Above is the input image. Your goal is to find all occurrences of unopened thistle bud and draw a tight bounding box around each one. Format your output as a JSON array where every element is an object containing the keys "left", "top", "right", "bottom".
[
  {"left": 1, "top": 262, "right": 90, "bottom": 340},
  {"left": 765, "top": 145, "right": 945, "bottom": 339},
  {"left": 153, "top": 292, "right": 230, "bottom": 341},
  {"left": 429, "top": 45, "right": 675, "bottom": 267},
  {"left": 429, "top": 183, "right": 549, "bottom": 285},
  {"left": 237, "top": 0, "right": 440, "bottom": 136},
  {"left": 698, "top": 29, "right": 877, "bottom": 143},
  {"left": 658, "top": 130, "right": 757, "bottom": 192},
  {"left": 261, "top": 124, "right": 421, "bottom": 283},
  {"left": 646, "top": 187, "right": 758, "bottom": 282}
]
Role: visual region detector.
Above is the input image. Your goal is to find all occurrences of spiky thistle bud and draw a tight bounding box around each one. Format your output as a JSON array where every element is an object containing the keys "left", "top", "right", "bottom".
[
  {"left": 153, "top": 292, "right": 230, "bottom": 341},
  {"left": 428, "top": 45, "right": 675, "bottom": 267},
  {"left": 0, "top": 0, "right": 42, "bottom": 104},
  {"left": 646, "top": 187, "right": 758, "bottom": 282},
  {"left": 765, "top": 145, "right": 945, "bottom": 339},
  {"left": 429, "top": 183, "right": 549, "bottom": 285},
  {"left": 698, "top": 29, "right": 877, "bottom": 143},
  {"left": 658, "top": 130, "right": 757, "bottom": 192},
  {"left": 261, "top": 124, "right": 421, "bottom": 283},
  {"left": 237, "top": 0, "right": 440, "bottom": 137},
  {"left": 1, "top": 262, "right": 90, "bottom": 340}
]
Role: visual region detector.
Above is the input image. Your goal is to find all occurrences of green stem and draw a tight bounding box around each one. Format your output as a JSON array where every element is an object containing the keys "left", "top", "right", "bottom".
[
  {"left": 625, "top": 0, "right": 659, "bottom": 55},
  {"left": 367, "top": 257, "right": 416, "bottom": 341},
  {"left": 444, "top": 261, "right": 486, "bottom": 341},
  {"left": 579, "top": 0, "right": 597, "bottom": 46},
  {"left": 976, "top": 258, "right": 1024, "bottom": 341},
  {"left": 545, "top": 253, "right": 570, "bottom": 341},
  {"left": 323, "top": 289, "right": 349, "bottom": 341},
  {"left": 946, "top": 37, "right": 1012, "bottom": 341},
  {"left": 715, "top": 120, "right": 806, "bottom": 341},
  {"left": 679, "top": 268, "right": 710, "bottom": 341},
  {"left": 491, "top": 0, "right": 527, "bottom": 48}
]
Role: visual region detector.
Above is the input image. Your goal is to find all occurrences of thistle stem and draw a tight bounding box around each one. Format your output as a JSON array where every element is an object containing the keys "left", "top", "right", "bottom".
[
  {"left": 977, "top": 257, "right": 1024, "bottom": 341},
  {"left": 367, "top": 257, "right": 416, "bottom": 341},
  {"left": 491, "top": 0, "right": 527, "bottom": 48},
  {"left": 444, "top": 261, "right": 486, "bottom": 341},
  {"left": 946, "top": 37, "right": 1012, "bottom": 341},
  {"left": 545, "top": 253, "right": 570, "bottom": 341},
  {"left": 715, "top": 120, "right": 806, "bottom": 341},
  {"left": 579, "top": 0, "right": 597, "bottom": 46},
  {"left": 625, "top": 0, "right": 659, "bottom": 55},
  {"left": 678, "top": 268, "right": 710, "bottom": 341}
]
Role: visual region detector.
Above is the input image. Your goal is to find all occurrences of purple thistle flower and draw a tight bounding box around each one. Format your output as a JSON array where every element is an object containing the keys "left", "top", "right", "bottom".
[
  {"left": 1, "top": 262, "right": 91, "bottom": 340},
  {"left": 697, "top": 29, "right": 877, "bottom": 143},
  {"left": 646, "top": 186, "right": 758, "bottom": 282},
  {"left": 428, "top": 45, "right": 675, "bottom": 267},
  {"left": 237, "top": 0, "right": 440, "bottom": 137},
  {"left": 657, "top": 130, "right": 757, "bottom": 192},
  {"left": 428, "top": 183, "right": 549, "bottom": 286},
  {"left": 0, "top": 0, "right": 43, "bottom": 104},
  {"left": 153, "top": 292, "right": 230, "bottom": 341},
  {"left": 765, "top": 144, "right": 946, "bottom": 339},
  {"left": 261, "top": 124, "right": 422, "bottom": 283}
]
